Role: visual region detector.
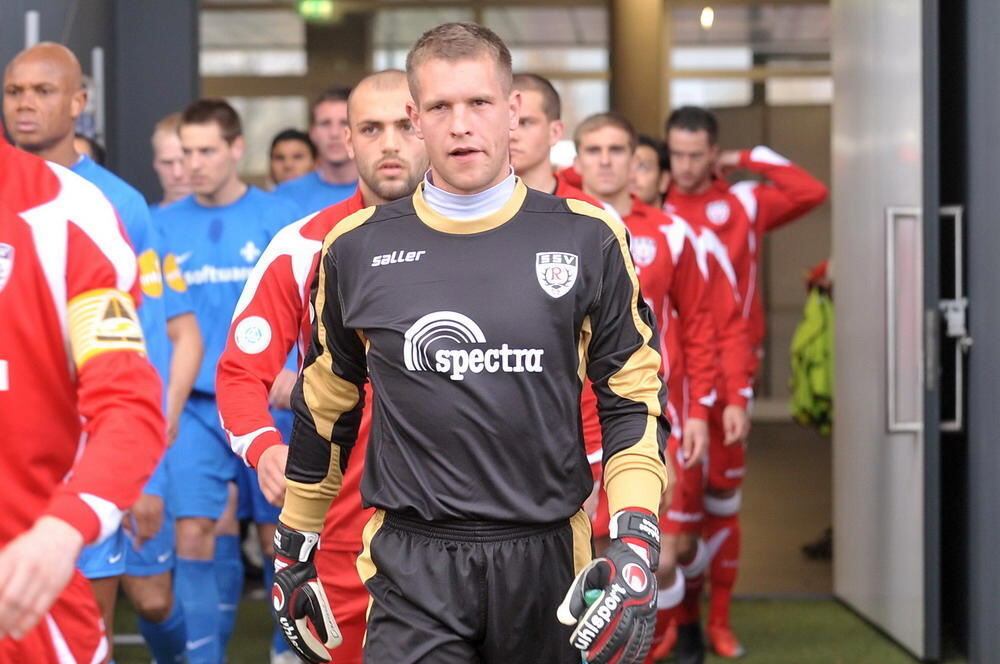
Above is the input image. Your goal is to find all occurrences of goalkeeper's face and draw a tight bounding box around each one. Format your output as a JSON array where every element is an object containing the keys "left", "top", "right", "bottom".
[{"left": 407, "top": 55, "right": 521, "bottom": 196}]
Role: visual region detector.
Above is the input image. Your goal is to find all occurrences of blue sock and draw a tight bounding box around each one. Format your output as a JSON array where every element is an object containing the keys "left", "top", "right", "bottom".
[
  {"left": 137, "top": 596, "right": 186, "bottom": 663},
  {"left": 214, "top": 534, "right": 244, "bottom": 655},
  {"left": 175, "top": 557, "right": 220, "bottom": 664},
  {"left": 261, "top": 551, "right": 289, "bottom": 654}
]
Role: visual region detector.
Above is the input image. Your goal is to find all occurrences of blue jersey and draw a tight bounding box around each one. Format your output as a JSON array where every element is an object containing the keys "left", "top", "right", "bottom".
[
  {"left": 70, "top": 155, "right": 172, "bottom": 382},
  {"left": 274, "top": 170, "right": 355, "bottom": 217},
  {"left": 155, "top": 187, "right": 297, "bottom": 395}
]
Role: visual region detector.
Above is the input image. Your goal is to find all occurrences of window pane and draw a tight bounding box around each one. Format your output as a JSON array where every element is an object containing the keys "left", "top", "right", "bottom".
[
  {"left": 227, "top": 96, "right": 309, "bottom": 178},
  {"left": 670, "top": 79, "right": 752, "bottom": 108},
  {"left": 553, "top": 79, "right": 609, "bottom": 136},
  {"left": 765, "top": 76, "right": 833, "bottom": 105},
  {"left": 484, "top": 7, "right": 607, "bottom": 46},
  {"left": 511, "top": 47, "right": 607, "bottom": 72},
  {"left": 372, "top": 9, "right": 476, "bottom": 50},
  {"left": 202, "top": 50, "right": 307, "bottom": 77},
  {"left": 201, "top": 9, "right": 306, "bottom": 76},
  {"left": 671, "top": 46, "right": 752, "bottom": 71}
]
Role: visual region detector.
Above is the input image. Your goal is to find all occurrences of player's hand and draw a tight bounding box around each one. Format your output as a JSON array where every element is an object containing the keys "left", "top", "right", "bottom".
[
  {"left": 165, "top": 409, "right": 181, "bottom": 446},
  {"left": 258, "top": 444, "right": 289, "bottom": 507},
  {"left": 558, "top": 510, "right": 659, "bottom": 664},
  {"left": 125, "top": 494, "right": 164, "bottom": 548},
  {"left": 0, "top": 516, "right": 84, "bottom": 640},
  {"left": 714, "top": 150, "right": 743, "bottom": 180},
  {"left": 273, "top": 522, "right": 341, "bottom": 663},
  {"left": 722, "top": 405, "right": 751, "bottom": 445},
  {"left": 270, "top": 369, "right": 298, "bottom": 410},
  {"left": 681, "top": 418, "right": 709, "bottom": 468}
]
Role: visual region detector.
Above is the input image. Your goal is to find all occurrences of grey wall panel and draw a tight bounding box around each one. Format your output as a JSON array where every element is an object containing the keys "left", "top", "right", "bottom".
[
  {"left": 831, "top": 0, "right": 927, "bottom": 657},
  {"left": 110, "top": 0, "right": 199, "bottom": 201},
  {"left": 965, "top": 0, "right": 1000, "bottom": 659}
]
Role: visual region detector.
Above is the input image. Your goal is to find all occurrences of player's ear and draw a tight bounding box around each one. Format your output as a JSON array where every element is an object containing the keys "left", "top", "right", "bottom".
[
  {"left": 70, "top": 87, "right": 87, "bottom": 120},
  {"left": 344, "top": 127, "right": 355, "bottom": 160},
  {"left": 508, "top": 89, "right": 521, "bottom": 132},
  {"left": 406, "top": 101, "right": 424, "bottom": 140},
  {"left": 230, "top": 135, "right": 246, "bottom": 161},
  {"left": 549, "top": 119, "right": 565, "bottom": 147}
]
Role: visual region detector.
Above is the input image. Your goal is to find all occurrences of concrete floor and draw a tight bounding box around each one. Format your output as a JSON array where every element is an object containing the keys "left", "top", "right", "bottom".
[{"left": 738, "top": 420, "right": 833, "bottom": 596}]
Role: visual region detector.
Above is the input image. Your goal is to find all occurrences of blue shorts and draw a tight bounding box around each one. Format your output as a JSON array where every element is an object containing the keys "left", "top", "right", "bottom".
[
  {"left": 77, "top": 507, "right": 175, "bottom": 579},
  {"left": 168, "top": 393, "right": 240, "bottom": 520},
  {"left": 235, "top": 407, "right": 291, "bottom": 524}
]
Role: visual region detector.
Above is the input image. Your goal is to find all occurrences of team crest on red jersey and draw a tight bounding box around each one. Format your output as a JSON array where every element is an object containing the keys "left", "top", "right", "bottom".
[
  {"left": 630, "top": 236, "right": 658, "bottom": 268},
  {"left": 0, "top": 244, "right": 13, "bottom": 293},
  {"left": 536, "top": 252, "right": 579, "bottom": 298},
  {"left": 706, "top": 200, "right": 731, "bottom": 225}
]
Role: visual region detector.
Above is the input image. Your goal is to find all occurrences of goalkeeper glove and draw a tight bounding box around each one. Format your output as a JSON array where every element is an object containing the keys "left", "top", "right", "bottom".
[
  {"left": 557, "top": 509, "right": 660, "bottom": 664},
  {"left": 272, "top": 522, "right": 342, "bottom": 663}
]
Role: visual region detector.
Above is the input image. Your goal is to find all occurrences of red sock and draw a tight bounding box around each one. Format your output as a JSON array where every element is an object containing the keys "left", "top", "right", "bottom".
[{"left": 704, "top": 511, "right": 740, "bottom": 627}]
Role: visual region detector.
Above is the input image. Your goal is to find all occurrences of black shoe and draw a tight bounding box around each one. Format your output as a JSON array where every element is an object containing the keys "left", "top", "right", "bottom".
[{"left": 675, "top": 622, "right": 706, "bottom": 664}]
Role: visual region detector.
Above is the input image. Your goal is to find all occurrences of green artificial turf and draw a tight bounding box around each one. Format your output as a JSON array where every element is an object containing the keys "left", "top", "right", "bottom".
[{"left": 112, "top": 597, "right": 966, "bottom": 663}]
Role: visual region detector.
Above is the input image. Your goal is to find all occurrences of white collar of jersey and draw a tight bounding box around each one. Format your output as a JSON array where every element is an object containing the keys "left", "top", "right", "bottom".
[{"left": 422, "top": 167, "right": 516, "bottom": 222}]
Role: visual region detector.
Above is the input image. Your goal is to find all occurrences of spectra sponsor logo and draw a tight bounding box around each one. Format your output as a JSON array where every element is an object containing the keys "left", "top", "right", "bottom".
[{"left": 403, "top": 311, "right": 544, "bottom": 381}]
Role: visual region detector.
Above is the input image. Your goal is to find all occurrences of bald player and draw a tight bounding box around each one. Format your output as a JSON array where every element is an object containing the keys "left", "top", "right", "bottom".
[
  {"left": 217, "top": 69, "right": 427, "bottom": 664},
  {"left": 4, "top": 43, "right": 203, "bottom": 664},
  {"left": 151, "top": 112, "right": 192, "bottom": 209}
]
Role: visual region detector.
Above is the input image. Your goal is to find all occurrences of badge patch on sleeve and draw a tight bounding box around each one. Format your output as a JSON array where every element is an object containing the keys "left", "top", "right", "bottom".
[
  {"left": 138, "top": 249, "right": 164, "bottom": 298},
  {"left": 68, "top": 288, "right": 147, "bottom": 368}
]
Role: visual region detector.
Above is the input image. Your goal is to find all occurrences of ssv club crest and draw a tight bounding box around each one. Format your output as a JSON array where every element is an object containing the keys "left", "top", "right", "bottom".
[{"left": 535, "top": 252, "right": 579, "bottom": 299}]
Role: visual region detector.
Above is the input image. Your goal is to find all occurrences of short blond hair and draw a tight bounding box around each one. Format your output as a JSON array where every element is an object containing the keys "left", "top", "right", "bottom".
[
  {"left": 405, "top": 23, "right": 512, "bottom": 101},
  {"left": 151, "top": 111, "right": 182, "bottom": 146},
  {"left": 574, "top": 111, "right": 637, "bottom": 152}
]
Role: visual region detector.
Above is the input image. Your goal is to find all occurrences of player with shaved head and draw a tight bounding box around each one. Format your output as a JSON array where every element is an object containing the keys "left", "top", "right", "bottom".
[{"left": 216, "top": 69, "right": 427, "bottom": 664}]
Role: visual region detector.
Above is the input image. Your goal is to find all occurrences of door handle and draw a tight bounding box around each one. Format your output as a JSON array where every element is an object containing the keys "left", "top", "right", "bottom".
[
  {"left": 885, "top": 206, "right": 923, "bottom": 433},
  {"left": 939, "top": 205, "right": 970, "bottom": 432}
]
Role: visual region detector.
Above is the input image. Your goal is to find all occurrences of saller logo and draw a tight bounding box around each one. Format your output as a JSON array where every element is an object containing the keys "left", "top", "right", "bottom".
[
  {"left": 536, "top": 252, "right": 579, "bottom": 298},
  {"left": 403, "top": 311, "right": 544, "bottom": 381}
]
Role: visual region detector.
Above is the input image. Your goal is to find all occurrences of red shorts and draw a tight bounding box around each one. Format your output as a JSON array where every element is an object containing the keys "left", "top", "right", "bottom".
[
  {"left": 0, "top": 571, "right": 106, "bottom": 664},
  {"left": 314, "top": 548, "right": 369, "bottom": 664},
  {"left": 662, "top": 426, "right": 704, "bottom": 535},
  {"left": 706, "top": 403, "right": 746, "bottom": 491}
]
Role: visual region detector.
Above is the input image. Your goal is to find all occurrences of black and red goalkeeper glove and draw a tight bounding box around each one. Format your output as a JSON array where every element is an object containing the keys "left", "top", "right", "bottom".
[
  {"left": 557, "top": 509, "right": 660, "bottom": 664},
  {"left": 272, "top": 522, "right": 342, "bottom": 663}
]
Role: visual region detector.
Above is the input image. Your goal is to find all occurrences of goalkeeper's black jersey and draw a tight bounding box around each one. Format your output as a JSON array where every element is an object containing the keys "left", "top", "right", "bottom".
[{"left": 284, "top": 179, "right": 666, "bottom": 528}]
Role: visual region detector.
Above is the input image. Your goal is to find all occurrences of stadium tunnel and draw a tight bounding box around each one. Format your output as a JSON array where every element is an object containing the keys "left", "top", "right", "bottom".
[{"left": 2, "top": 1, "right": 999, "bottom": 662}]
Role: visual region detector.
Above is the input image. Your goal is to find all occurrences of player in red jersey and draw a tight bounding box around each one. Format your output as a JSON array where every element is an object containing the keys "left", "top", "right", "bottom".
[
  {"left": 574, "top": 112, "right": 717, "bottom": 663},
  {"left": 216, "top": 69, "right": 427, "bottom": 664},
  {"left": 0, "top": 140, "right": 165, "bottom": 663},
  {"left": 665, "top": 106, "right": 826, "bottom": 658}
]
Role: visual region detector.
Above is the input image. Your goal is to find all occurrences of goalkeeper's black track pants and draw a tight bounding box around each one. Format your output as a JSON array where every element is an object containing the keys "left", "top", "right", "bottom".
[{"left": 357, "top": 509, "right": 593, "bottom": 663}]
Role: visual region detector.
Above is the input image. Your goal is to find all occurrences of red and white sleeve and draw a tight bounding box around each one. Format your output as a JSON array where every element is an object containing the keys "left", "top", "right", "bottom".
[
  {"left": 50, "top": 179, "right": 165, "bottom": 544},
  {"left": 217, "top": 220, "right": 321, "bottom": 467},
  {"left": 733, "top": 146, "right": 828, "bottom": 233}
]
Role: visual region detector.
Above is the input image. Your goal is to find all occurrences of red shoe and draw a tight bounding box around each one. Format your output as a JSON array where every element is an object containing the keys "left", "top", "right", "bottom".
[
  {"left": 648, "top": 619, "right": 677, "bottom": 661},
  {"left": 707, "top": 622, "right": 746, "bottom": 658}
]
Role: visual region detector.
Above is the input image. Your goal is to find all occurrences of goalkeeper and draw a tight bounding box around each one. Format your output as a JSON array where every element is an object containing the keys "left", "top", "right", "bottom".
[{"left": 274, "top": 22, "right": 669, "bottom": 664}]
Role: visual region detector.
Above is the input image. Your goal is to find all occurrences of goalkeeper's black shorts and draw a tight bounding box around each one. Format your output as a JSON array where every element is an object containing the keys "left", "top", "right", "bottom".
[{"left": 357, "top": 509, "right": 593, "bottom": 663}]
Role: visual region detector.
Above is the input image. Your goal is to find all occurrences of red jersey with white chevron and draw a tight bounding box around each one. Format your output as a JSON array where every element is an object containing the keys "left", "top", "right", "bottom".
[
  {"left": 581, "top": 196, "right": 714, "bottom": 467},
  {"left": 0, "top": 142, "right": 165, "bottom": 547},
  {"left": 691, "top": 225, "right": 754, "bottom": 409},
  {"left": 665, "top": 146, "right": 827, "bottom": 351},
  {"left": 216, "top": 188, "right": 371, "bottom": 550}
]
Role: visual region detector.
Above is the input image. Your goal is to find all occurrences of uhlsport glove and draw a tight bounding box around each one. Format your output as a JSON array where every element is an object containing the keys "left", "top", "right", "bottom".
[
  {"left": 272, "top": 522, "right": 342, "bottom": 663},
  {"left": 557, "top": 509, "right": 660, "bottom": 664}
]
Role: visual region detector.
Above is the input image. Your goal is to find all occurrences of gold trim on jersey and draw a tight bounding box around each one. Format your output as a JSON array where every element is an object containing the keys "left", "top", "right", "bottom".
[
  {"left": 577, "top": 315, "right": 592, "bottom": 383},
  {"left": 282, "top": 206, "right": 376, "bottom": 532},
  {"left": 570, "top": 509, "right": 594, "bottom": 574},
  {"left": 565, "top": 199, "right": 667, "bottom": 512},
  {"left": 412, "top": 179, "right": 528, "bottom": 235},
  {"left": 68, "top": 288, "right": 147, "bottom": 369},
  {"left": 356, "top": 509, "right": 386, "bottom": 645}
]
